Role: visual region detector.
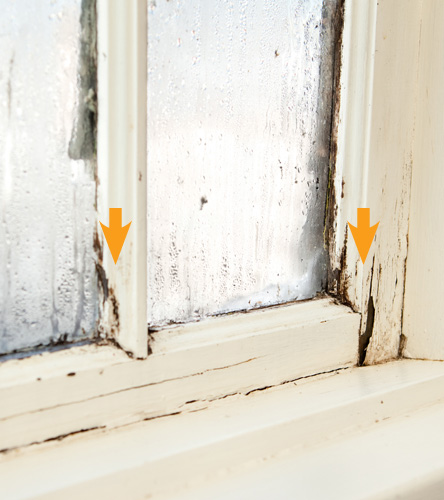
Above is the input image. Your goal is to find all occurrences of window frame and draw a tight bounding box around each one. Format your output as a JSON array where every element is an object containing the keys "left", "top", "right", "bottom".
[
  {"left": 327, "top": 0, "right": 422, "bottom": 365},
  {"left": 0, "top": 298, "right": 357, "bottom": 451},
  {"left": 0, "top": 0, "right": 424, "bottom": 453},
  {"left": 96, "top": 0, "right": 148, "bottom": 357}
]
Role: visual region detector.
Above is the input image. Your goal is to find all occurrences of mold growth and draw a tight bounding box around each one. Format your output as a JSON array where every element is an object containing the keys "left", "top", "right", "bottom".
[
  {"left": 68, "top": 0, "right": 98, "bottom": 162},
  {"left": 107, "top": 287, "right": 120, "bottom": 333},
  {"left": 70, "top": 1, "right": 113, "bottom": 345},
  {"left": 398, "top": 333, "right": 407, "bottom": 357},
  {"left": 330, "top": 226, "right": 355, "bottom": 310},
  {"left": 323, "top": 0, "right": 348, "bottom": 299},
  {"left": 94, "top": 229, "right": 108, "bottom": 306},
  {"left": 360, "top": 294, "right": 375, "bottom": 365},
  {"left": 147, "top": 0, "right": 343, "bottom": 328},
  {"left": 0, "top": 0, "right": 99, "bottom": 355},
  {"left": 94, "top": 228, "right": 121, "bottom": 342}
]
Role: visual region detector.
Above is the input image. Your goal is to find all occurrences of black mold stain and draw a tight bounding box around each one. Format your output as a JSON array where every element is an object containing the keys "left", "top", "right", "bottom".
[
  {"left": 328, "top": 226, "right": 356, "bottom": 311},
  {"left": 360, "top": 295, "right": 375, "bottom": 365},
  {"left": 94, "top": 229, "right": 120, "bottom": 344},
  {"left": 108, "top": 286, "right": 120, "bottom": 329},
  {"left": 398, "top": 333, "right": 407, "bottom": 357},
  {"left": 288, "top": 0, "right": 344, "bottom": 299},
  {"left": 94, "top": 229, "right": 109, "bottom": 310},
  {"left": 68, "top": 0, "right": 98, "bottom": 162},
  {"left": 324, "top": 0, "right": 349, "bottom": 300}
]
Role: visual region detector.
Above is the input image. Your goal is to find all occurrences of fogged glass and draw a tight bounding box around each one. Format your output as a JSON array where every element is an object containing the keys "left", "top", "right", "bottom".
[
  {"left": 148, "top": 0, "right": 338, "bottom": 327},
  {"left": 0, "top": 0, "right": 98, "bottom": 354}
]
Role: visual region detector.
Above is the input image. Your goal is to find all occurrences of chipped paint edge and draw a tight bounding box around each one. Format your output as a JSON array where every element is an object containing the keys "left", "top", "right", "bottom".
[
  {"left": 96, "top": 0, "right": 148, "bottom": 357},
  {"left": 0, "top": 298, "right": 359, "bottom": 451},
  {"left": 329, "top": 0, "right": 421, "bottom": 364}
]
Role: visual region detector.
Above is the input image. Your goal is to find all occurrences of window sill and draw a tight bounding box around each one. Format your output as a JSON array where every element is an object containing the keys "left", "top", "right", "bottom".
[{"left": 2, "top": 359, "right": 444, "bottom": 499}]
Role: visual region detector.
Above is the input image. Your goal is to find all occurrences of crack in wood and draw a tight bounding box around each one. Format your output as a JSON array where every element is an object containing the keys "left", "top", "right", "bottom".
[
  {"left": 0, "top": 357, "right": 262, "bottom": 422},
  {"left": 0, "top": 365, "right": 351, "bottom": 454},
  {"left": 0, "top": 426, "right": 106, "bottom": 454}
]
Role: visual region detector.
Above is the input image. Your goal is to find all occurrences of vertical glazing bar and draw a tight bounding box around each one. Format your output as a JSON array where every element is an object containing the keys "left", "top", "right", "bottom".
[{"left": 97, "top": 0, "right": 148, "bottom": 357}]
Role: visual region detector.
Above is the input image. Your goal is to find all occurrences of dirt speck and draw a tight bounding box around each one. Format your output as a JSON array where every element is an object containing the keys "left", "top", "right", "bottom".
[{"left": 200, "top": 196, "right": 208, "bottom": 210}]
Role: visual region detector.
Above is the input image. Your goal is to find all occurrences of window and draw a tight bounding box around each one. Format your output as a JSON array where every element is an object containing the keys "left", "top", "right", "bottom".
[
  {"left": 147, "top": 0, "right": 338, "bottom": 327},
  {"left": 3, "top": 1, "right": 444, "bottom": 498},
  {"left": 0, "top": 0, "right": 98, "bottom": 355},
  {"left": 0, "top": 0, "right": 423, "bottom": 460},
  {"left": 1, "top": 0, "right": 345, "bottom": 359},
  {"left": 0, "top": 0, "right": 360, "bottom": 452}
]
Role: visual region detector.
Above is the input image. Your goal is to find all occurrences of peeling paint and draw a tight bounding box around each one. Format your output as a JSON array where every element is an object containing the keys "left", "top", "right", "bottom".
[
  {"left": 0, "top": 364, "right": 349, "bottom": 453},
  {"left": 360, "top": 296, "right": 375, "bottom": 365},
  {"left": 323, "top": 0, "right": 344, "bottom": 256},
  {"left": 324, "top": 0, "right": 349, "bottom": 310},
  {"left": 398, "top": 333, "right": 407, "bottom": 357}
]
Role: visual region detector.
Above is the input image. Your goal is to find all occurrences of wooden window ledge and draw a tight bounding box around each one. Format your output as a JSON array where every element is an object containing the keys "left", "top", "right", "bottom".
[{"left": 2, "top": 359, "right": 444, "bottom": 499}]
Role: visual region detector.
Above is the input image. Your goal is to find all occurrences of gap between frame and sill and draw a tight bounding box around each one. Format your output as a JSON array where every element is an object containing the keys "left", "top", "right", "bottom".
[{"left": 0, "top": 297, "right": 359, "bottom": 451}]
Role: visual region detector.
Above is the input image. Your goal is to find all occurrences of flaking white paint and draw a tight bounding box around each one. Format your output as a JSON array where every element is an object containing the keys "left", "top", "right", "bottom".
[
  {"left": 330, "top": 0, "right": 421, "bottom": 364},
  {"left": 0, "top": 298, "right": 359, "bottom": 450}
]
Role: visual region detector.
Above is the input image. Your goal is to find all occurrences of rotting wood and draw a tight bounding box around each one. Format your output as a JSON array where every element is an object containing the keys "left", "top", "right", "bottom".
[
  {"left": 327, "top": 0, "right": 422, "bottom": 365},
  {"left": 0, "top": 299, "right": 359, "bottom": 451},
  {"left": 324, "top": 0, "right": 345, "bottom": 268},
  {"left": 95, "top": 0, "right": 148, "bottom": 357},
  {"left": 94, "top": 228, "right": 121, "bottom": 344}
]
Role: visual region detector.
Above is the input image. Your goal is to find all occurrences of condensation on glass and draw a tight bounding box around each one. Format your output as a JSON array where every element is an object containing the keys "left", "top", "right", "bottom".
[
  {"left": 0, "top": 0, "right": 98, "bottom": 355},
  {"left": 147, "top": 0, "right": 339, "bottom": 327}
]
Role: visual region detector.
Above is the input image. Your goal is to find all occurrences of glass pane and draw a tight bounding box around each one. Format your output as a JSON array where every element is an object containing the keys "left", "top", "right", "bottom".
[
  {"left": 148, "top": 0, "right": 338, "bottom": 327},
  {"left": 0, "top": 0, "right": 98, "bottom": 354}
]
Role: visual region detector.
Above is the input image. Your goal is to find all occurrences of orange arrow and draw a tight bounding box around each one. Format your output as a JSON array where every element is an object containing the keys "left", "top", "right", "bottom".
[
  {"left": 100, "top": 208, "right": 131, "bottom": 264},
  {"left": 348, "top": 208, "right": 379, "bottom": 264}
]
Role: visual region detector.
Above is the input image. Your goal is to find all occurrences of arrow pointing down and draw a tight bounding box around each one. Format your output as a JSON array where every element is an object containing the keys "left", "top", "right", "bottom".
[
  {"left": 348, "top": 208, "right": 379, "bottom": 264},
  {"left": 100, "top": 208, "right": 132, "bottom": 264}
]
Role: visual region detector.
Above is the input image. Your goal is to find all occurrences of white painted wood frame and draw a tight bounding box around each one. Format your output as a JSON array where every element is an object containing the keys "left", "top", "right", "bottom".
[
  {"left": 0, "top": 299, "right": 358, "bottom": 451},
  {"left": 2, "top": 360, "right": 444, "bottom": 499},
  {"left": 330, "top": 0, "right": 421, "bottom": 364},
  {"left": 96, "top": 0, "right": 148, "bottom": 357},
  {"left": 3, "top": 3, "right": 444, "bottom": 499},
  {"left": 0, "top": 0, "right": 362, "bottom": 453},
  {"left": 402, "top": 1, "right": 444, "bottom": 361},
  {"left": 0, "top": 0, "right": 426, "bottom": 457}
]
